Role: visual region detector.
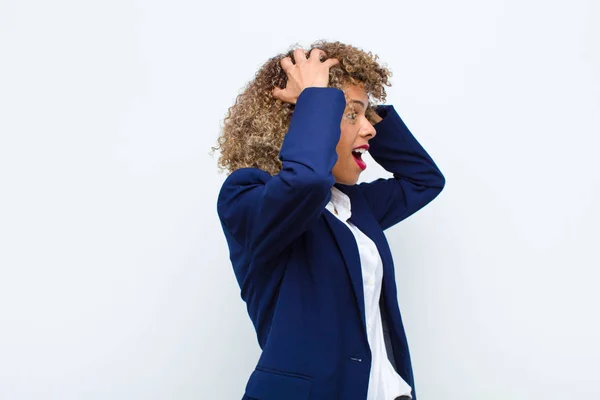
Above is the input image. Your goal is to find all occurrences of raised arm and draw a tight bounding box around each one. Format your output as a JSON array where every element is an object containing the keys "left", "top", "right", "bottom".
[
  {"left": 357, "top": 104, "right": 445, "bottom": 230},
  {"left": 217, "top": 87, "right": 345, "bottom": 264}
]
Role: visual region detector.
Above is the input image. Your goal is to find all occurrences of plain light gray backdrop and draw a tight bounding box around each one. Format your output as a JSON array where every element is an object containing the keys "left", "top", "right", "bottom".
[{"left": 1, "top": 0, "right": 599, "bottom": 399}]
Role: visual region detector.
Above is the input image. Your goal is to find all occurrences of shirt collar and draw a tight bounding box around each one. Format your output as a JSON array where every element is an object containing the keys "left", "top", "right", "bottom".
[{"left": 326, "top": 186, "right": 352, "bottom": 221}]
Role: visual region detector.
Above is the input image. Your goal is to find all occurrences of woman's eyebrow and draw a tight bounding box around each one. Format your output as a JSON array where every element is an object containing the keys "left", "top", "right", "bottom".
[{"left": 350, "top": 99, "right": 366, "bottom": 110}]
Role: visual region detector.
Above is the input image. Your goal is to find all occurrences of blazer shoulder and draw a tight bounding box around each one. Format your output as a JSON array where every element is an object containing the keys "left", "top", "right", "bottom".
[
  {"left": 219, "top": 167, "right": 272, "bottom": 193},
  {"left": 217, "top": 167, "right": 273, "bottom": 212}
]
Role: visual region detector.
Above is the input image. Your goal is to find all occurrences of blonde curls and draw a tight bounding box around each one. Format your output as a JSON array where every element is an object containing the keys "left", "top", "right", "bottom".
[{"left": 211, "top": 40, "right": 393, "bottom": 176}]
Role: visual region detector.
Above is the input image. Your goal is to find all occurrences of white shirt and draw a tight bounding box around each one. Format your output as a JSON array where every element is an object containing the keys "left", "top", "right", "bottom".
[{"left": 326, "top": 186, "right": 413, "bottom": 400}]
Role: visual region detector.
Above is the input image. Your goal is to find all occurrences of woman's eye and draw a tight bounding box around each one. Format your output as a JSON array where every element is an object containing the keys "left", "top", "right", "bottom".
[{"left": 346, "top": 112, "right": 357, "bottom": 120}]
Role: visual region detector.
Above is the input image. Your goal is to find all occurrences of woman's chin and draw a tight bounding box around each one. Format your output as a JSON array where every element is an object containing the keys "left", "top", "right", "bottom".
[{"left": 334, "top": 174, "right": 359, "bottom": 186}]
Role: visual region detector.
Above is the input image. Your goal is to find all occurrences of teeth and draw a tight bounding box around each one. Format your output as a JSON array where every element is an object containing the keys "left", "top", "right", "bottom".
[{"left": 353, "top": 148, "right": 367, "bottom": 154}]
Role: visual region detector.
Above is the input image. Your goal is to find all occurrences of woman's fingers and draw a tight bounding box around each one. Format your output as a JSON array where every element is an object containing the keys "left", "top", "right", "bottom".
[
  {"left": 280, "top": 57, "right": 294, "bottom": 72},
  {"left": 280, "top": 49, "right": 336, "bottom": 71},
  {"left": 308, "top": 48, "right": 325, "bottom": 61},
  {"left": 272, "top": 48, "right": 339, "bottom": 104},
  {"left": 293, "top": 48, "right": 308, "bottom": 64},
  {"left": 307, "top": 48, "right": 339, "bottom": 70},
  {"left": 272, "top": 86, "right": 283, "bottom": 99},
  {"left": 322, "top": 57, "right": 340, "bottom": 69},
  {"left": 272, "top": 87, "right": 295, "bottom": 104}
]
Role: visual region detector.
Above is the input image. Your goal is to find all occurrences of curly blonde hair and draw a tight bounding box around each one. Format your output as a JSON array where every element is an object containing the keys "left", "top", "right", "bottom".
[{"left": 212, "top": 40, "right": 393, "bottom": 176}]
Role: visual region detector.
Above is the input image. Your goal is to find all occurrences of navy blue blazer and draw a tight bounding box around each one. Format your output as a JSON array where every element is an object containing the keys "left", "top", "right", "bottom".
[{"left": 217, "top": 87, "right": 445, "bottom": 400}]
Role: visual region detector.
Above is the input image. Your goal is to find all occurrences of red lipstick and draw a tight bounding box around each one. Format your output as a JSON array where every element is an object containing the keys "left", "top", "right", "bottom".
[{"left": 351, "top": 144, "right": 369, "bottom": 171}]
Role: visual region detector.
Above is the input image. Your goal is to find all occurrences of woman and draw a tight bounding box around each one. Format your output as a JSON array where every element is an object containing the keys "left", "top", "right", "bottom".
[{"left": 214, "top": 40, "right": 445, "bottom": 400}]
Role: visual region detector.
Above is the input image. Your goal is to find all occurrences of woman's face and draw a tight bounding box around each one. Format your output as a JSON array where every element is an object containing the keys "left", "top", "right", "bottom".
[{"left": 332, "top": 83, "right": 377, "bottom": 185}]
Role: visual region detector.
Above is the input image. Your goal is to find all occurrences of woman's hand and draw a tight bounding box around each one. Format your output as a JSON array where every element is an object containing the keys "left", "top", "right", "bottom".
[{"left": 272, "top": 48, "right": 339, "bottom": 105}]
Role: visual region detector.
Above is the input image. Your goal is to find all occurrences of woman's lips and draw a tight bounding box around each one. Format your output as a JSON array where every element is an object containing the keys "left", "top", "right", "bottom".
[
  {"left": 352, "top": 144, "right": 369, "bottom": 171},
  {"left": 352, "top": 152, "right": 367, "bottom": 170}
]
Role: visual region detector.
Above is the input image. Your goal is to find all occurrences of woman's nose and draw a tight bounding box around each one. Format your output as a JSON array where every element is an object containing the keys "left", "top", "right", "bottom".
[{"left": 361, "top": 122, "right": 376, "bottom": 139}]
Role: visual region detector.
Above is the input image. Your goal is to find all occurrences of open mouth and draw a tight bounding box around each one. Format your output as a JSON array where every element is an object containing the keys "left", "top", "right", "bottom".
[{"left": 352, "top": 146, "right": 368, "bottom": 171}]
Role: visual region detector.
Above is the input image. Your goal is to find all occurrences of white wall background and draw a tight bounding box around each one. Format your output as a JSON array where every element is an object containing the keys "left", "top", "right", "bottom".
[{"left": 1, "top": 0, "right": 598, "bottom": 399}]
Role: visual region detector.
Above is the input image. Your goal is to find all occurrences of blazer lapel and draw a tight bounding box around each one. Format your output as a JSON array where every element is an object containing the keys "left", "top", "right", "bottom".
[
  {"left": 325, "top": 184, "right": 398, "bottom": 336},
  {"left": 343, "top": 185, "right": 397, "bottom": 313},
  {"left": 323, "top": 210, "right": 367, "bottom": 337}
]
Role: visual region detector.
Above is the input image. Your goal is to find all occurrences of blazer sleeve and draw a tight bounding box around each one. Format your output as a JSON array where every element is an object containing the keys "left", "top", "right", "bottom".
[
  {"left": 357, "top": 104, "right": 446, "bottom": 230},
  {"left": 217, "top": 87, "right": 347, "bottom": 264}
]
